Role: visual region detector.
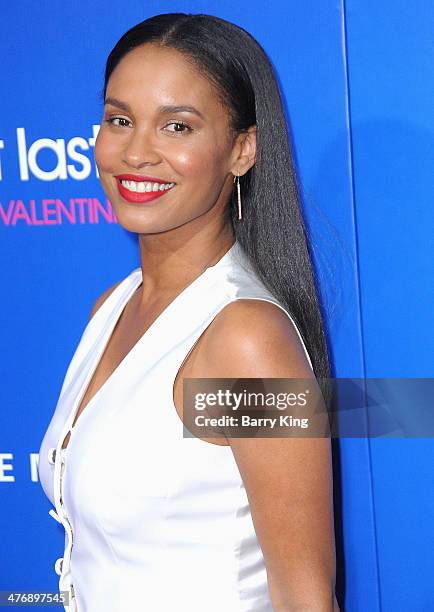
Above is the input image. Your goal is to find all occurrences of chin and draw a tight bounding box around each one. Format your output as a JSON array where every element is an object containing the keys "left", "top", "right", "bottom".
[
  {"left": 113, "top": 209, "right": 169, "bottom": 236},
  {"left": 114, "top": 212, "right": 152, "bottom": 234}
]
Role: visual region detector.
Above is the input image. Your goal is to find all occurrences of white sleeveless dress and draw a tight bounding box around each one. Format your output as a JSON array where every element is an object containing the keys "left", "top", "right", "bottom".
[{"left": 38, "top": 239, "right": 313, "bottom": 612}]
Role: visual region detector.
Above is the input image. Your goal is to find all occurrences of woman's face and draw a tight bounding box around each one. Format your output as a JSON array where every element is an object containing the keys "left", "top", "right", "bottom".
[{"left": 95, "top": 43, "right": 250, "bottom": 235}]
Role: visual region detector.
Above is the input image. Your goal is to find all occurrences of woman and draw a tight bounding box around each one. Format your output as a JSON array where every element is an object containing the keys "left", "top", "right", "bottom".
[{"left": 38, "top": 13, "right": 339, "bottom": 612}]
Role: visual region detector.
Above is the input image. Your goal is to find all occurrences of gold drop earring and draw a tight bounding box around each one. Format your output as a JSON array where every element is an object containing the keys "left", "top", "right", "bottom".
[{"left": 233, "top": 172, "right": 242, "bottom": 220}]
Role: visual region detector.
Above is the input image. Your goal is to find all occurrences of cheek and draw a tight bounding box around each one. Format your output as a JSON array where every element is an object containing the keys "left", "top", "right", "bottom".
[
  {"left": 171, "top": 144, "right": 223, "bottom": 183},
  {"left": 94, "top": 131, "right": 120, "bottom": 171}
]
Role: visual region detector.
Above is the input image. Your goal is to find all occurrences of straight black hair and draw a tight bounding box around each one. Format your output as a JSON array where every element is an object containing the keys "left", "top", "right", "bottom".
[{"left": 103, "top": 13, "right": 332, "bottom": 407}]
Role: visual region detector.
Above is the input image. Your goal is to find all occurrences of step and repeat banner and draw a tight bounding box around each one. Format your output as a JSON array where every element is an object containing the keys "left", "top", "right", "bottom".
[{"left": 1, "top": 1, "right": 433, "bottom": 610}]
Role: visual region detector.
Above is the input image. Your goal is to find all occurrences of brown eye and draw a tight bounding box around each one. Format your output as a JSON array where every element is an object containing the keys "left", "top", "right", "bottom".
[
  {"left": 164, "top": 121, "right": 192, "bottom": 134},
  {"left": 106, "top": 117, "right": 132, "bottom": 128}
]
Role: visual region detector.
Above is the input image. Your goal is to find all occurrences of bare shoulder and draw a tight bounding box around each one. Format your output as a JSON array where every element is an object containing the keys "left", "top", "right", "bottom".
[
  {"left": 89, "top": 279, "right": 124, "bottom": 320},
  {"left": 197, "top": 299, "right": 337, "bottom": 608},
  {"left": 201, "top": 298, "right": 314, "bottom": 378}
]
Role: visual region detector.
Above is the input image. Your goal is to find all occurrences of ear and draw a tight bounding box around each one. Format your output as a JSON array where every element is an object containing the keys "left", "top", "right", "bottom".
[{"left": 231, "top": 125, "right": 257, "bottom": 177}]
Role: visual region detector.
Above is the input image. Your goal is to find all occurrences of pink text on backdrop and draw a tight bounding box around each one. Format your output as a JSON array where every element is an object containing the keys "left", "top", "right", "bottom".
[{"left": 0, "top": 198, "right": 117, "bottom": 226}]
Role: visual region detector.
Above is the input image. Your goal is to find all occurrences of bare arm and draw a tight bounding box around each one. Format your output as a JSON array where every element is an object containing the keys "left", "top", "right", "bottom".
[{"left": 200, "top": 300, "right": 340, "bottom": 611}]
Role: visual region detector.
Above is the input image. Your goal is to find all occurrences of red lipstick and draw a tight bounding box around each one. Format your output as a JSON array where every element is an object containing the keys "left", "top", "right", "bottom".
[{"left": 114, "top": 174, "right": 176, "bottom": 204}]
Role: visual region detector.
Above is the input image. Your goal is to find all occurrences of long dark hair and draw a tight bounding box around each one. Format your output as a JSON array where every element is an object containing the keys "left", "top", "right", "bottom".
[{"left": 103, "top": 13, "right": 332, "bottom": 404}]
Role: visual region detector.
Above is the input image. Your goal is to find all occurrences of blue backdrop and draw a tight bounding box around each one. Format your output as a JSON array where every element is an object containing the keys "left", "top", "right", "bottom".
[{"left": 1, "top": 1, "right": 433, "bottom": 610}]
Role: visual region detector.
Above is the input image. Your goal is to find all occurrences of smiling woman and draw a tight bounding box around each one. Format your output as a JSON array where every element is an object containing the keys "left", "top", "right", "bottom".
[
  {"left": 38, "top": 12, "right": 339, "bottom": 612},
  {"left": 95, "top": 41, "right": 250, "bottom": 237}
]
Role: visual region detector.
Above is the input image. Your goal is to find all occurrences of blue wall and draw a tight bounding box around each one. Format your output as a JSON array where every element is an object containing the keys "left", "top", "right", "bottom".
[{"left": 0, "top": 1, "right": 433, "bottom": 610}]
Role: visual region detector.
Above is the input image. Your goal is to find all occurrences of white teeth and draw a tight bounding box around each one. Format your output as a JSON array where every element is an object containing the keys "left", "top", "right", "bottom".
[{"left": 120, "top": 180, "right": 175, "bottom": 193}]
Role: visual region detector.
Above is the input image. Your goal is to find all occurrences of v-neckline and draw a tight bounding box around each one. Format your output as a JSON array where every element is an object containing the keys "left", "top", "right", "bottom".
[{"left": 59, "top": 240, "right": 240, "bottom": 451}]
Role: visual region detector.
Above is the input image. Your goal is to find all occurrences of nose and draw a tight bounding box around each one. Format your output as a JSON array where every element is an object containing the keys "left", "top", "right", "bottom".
[{"left": 122, "top": 127, "right": 162, "bottom": 169}]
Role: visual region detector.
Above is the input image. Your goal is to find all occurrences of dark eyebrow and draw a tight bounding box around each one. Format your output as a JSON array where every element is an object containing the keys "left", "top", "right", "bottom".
[
  {"left": 104, "top": 97, "right": 131, "bottom": 112},
  {"left": 158, "top": 104, "right": 205, "bottom": 121},
  {"left": 104, "top": 97, "right": 205, "bottom": 120}
]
